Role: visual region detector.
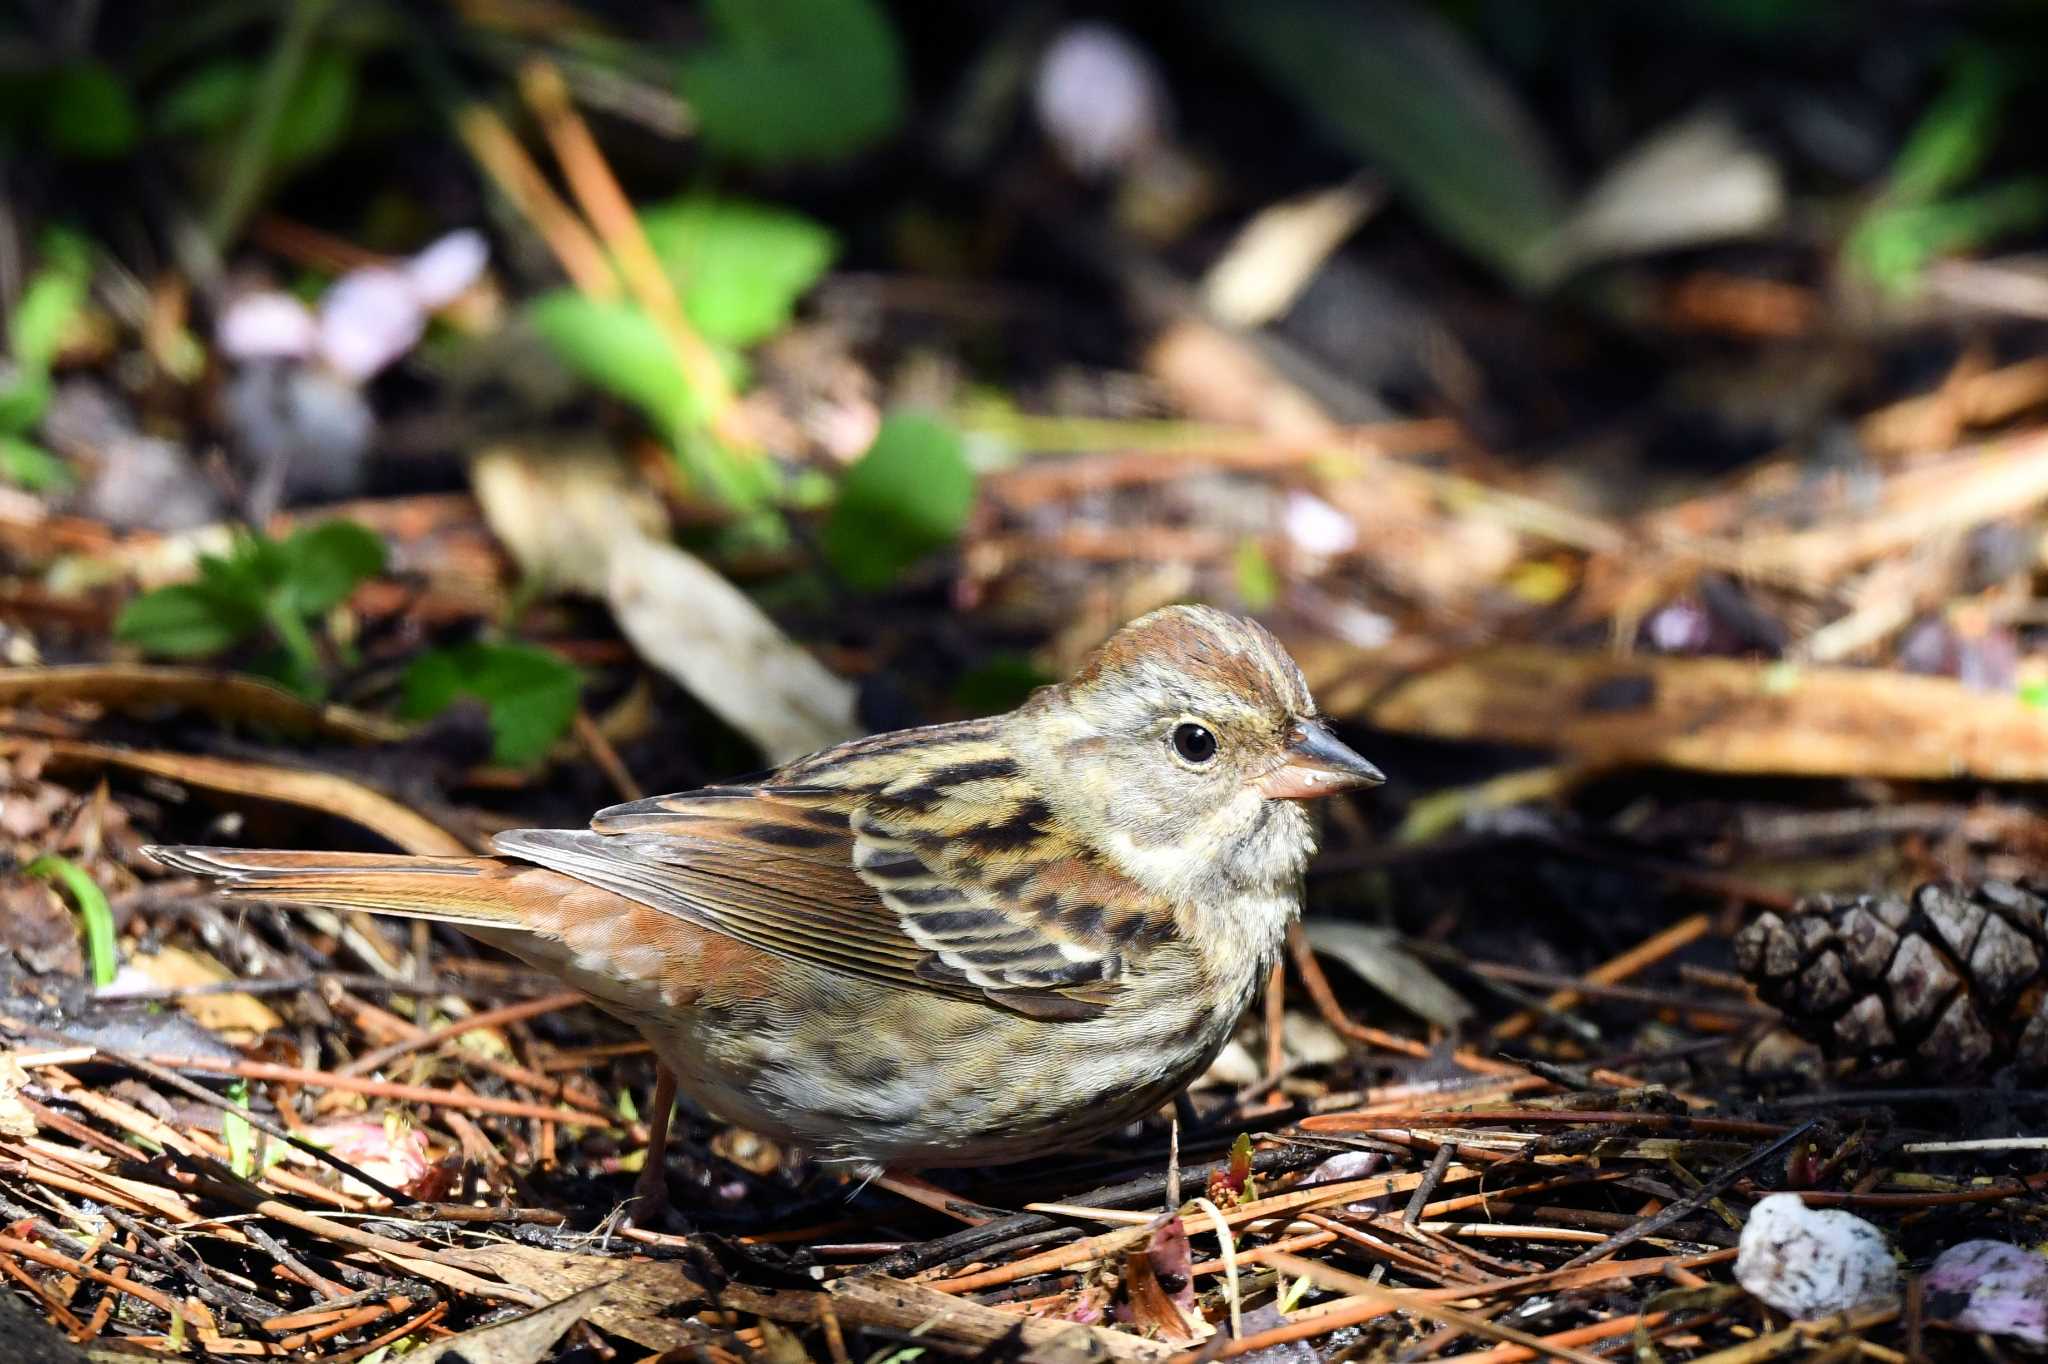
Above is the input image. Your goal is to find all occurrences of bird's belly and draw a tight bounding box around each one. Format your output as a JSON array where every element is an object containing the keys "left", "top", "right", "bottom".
[{"left": 635, "top": 962, "right": 1254, "bottom": 1168}]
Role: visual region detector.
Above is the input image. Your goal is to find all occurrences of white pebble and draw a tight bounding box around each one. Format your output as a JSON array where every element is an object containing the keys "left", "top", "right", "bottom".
[{"left": 1735, "top": 1193, "right": 1897, "bottom": 1319}]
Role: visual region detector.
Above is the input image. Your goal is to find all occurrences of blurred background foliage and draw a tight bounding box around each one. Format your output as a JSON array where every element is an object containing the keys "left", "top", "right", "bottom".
[{"left": 7, "top": 0, "right": 2048, "bottom": 774}]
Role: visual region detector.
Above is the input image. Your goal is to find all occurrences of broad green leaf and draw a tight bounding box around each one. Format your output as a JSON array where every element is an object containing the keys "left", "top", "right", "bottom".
[
  {"left": 642, "top": 196, "right": 838, "bottom": 345},
  {"left": 0, "top": 370, "right": 52, "bottom": 435},
  {"left": 158, "top": 58, "right": 259, "bottom": 136},
  {"left": 116, "top": 583, "right": 260, "bottom": 657},
  {"left": 528, "top": 293, "right": 698, "bottom": 438},
  {"left": 679, "top": 0, "right": 906, "bottom": 164},
  {"left": 9, "top": 262, "right": 88, "bottom": 372},
  {"left": 25, "top": 854, "right": 117, "bottom": 985},
  {"left": 401, "top": 642, "right": 581, "bottom": 766},
  {"left": 822, "top": 411, "right": 975, "bottom": 590},
  {"left": 0, "top": 434, "right": 71, "bottom": 491},
  {"left": 274, "top": 50, "right": 356, "bottom": 169},
  {"left": 1208, "top": 0, "right": 1571, "bottom": 290},
  {"left": 528, "top": 294, "right": 775, "bottom": 511},
  {"left": 45, "top": 63, "right": 140, "bottom": 160},
  {"left": 280, "top": 520, "right": 387, "bottom": 615}
]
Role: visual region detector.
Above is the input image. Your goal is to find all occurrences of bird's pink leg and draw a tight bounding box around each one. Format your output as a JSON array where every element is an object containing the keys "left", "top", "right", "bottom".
[{"left": 629, "top": 1065, "right": 678, "bottom": 1222}]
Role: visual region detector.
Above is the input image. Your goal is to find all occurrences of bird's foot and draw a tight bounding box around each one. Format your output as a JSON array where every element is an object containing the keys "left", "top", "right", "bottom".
[{"left": 620, "top": 1163, "right": 694, "bottom": 1233}]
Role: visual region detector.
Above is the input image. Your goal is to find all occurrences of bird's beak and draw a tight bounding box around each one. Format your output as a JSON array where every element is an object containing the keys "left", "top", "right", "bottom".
[{"left": 1255, "top": 720, "right": 1386, "bottom": 800}]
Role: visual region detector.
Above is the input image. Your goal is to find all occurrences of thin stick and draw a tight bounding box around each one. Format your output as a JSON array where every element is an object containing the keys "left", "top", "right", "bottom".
[
  {"left": 1253, "top": 1252, "right": 1612, "bottom": 1364},
  {"left": 1559, "top": 1120, "right": 1818, "bottom": 1268},
  {"left": 137, "top": 1053, "right": 616, "bottom": 1126},
  {"left": 1492, "top": 913, "right": 1712, "bottom": 1042},
  {"left": 337, "top": 990, "right": 587, "bottom": 1077},
  {"left": 518, "top": 58, "right": 743, "bottom": 441},
  {"left": 573, "top": 708, "right": 643, "bottom": 802},
  {"left": 454, "top": 104, "right": 616, "bottom": 298}
]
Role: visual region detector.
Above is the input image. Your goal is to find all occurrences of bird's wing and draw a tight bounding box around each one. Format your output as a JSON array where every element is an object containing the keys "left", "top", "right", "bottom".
[{"left": 494, "top": 719, "right": 1173, "bottom": 1019}]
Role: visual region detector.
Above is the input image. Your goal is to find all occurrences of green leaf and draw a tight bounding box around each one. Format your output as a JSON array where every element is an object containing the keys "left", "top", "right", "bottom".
[
  {"left": 9, "top": 262, "right": 88, "bottom": 373},
  {"left": 641, "top": 196, "right": 838, "bottom": 345},
  {"left": 821, "top": 411, "right": 975, "bottom": 590},
  {"left": 679, "top": 0, "right": 906, "bottom": 164},
  {"left": 1208, "top": 0, "right": 1572, "bottom": 290},
  {"left": 528, "top": 292, "right": 698, "bottom": 438},
  {"left": 0, "top": 370, "right": 52, "bottom": 435},
  {"left": 279, "top": 519, "right": 387, "bottom": 615},
  {"left": 158, "top": 58, "right": 259, "bottom": 136},
  {"left": 1888, "top": 48, "right": 2011, "bottom": 209},
  {"left": 223, "top": 1081, "right": 256, "bottom": 1176},
  {"left": 1850, "top": 178, "right": 2048, "bottom": 294},
  {"left": 401, "top": 642, "right": 581, "bottom": 767},
  {"left": 0, "top": 434, "right": 72, "bottom": 491},
  {"left": 44, "top": 63, "right": 140, "bottom": 160},
  {"left": 26, "top": 854, "right": 118, "bottom": 986},
  {"left": 527, "top": 294, "right": 779, "bottom": 511},
  {"left": 273, "top": 50, "right": 357, "bottom": 170},
  {"left": 115, "top": 583, "right": 262, "bottom": 657}
]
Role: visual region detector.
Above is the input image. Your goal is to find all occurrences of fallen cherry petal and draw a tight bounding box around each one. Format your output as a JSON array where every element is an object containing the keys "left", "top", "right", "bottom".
[
  {"left": 1924, "top": 1239, "right": 2048, "bottom": 1345},
  {"left": 406, "top": 228, "right": 490, "bottom": 309},
  {"left": 318, "top": 265, "right": 426, "bottom": 381},
  {"left": 217, "top": 291, "right": 318, "bottom": 362}
]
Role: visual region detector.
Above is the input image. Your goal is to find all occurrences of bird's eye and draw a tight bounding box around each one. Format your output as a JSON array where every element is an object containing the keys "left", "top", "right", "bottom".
[{"left": 1172, "top": 722, "right": 1218, "bottom": 764}]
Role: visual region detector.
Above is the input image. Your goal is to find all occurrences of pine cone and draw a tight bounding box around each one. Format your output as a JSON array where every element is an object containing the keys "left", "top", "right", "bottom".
[{"left": 1735, "top": 881, "right": 2048, "bottom": 1082}]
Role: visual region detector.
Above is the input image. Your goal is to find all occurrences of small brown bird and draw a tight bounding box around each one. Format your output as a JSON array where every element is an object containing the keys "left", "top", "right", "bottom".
[{"left": 149, "top": 606, "right": 1381, "bottom": 1213}]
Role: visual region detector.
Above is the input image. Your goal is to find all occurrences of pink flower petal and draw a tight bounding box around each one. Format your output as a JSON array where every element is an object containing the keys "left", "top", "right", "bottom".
[
  {"left": 405, "top": 229, "right": 489, "bottom": 309},
  {"left": 318, "top": 266, "right": 425, "bottom": 381},
  {"left": 217, "top": 291, "right": 317, "bottom": 362}
]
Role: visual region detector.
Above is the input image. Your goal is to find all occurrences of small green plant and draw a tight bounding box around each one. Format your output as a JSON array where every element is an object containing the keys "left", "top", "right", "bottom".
[
  {"left": 114, "top": 520, "right": 386, "bottom": 698},
  {"left": 0, "top": 229, "right": 93, "bottom": 491},
  {"left": 25, "top": 854, "right": 117, "bottom": 986},
  {"left": 223, "top": 1080, "right": 257, "bottom": 1177},
  {"left": 400, "top": 641, "right": 581, "bottom": 767},
  {"left": 527, "top": 193, "right": 838, "bottom": 519}
]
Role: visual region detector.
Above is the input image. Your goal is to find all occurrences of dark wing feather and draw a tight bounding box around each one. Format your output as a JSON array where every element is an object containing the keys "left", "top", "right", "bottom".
[{"left": 496, "top": 719, "right": 1170, "bottom": 1016}]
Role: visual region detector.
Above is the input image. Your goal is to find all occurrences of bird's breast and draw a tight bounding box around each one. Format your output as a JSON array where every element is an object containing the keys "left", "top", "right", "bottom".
[{"left": 636, "top": 941, "right": 1268, "bottom": 1168}]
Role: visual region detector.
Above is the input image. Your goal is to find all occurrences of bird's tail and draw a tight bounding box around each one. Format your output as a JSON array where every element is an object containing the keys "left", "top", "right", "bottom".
[{"left": 143, "top": 846, "right": 531, "bottom": 931}]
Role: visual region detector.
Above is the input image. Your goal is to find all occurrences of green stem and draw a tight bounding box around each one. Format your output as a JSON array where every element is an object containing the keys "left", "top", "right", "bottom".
[
  {"left": 264, "top": 594, "right": 327, "bottom": 699},
  {"left": 207, "top": 0, "right": 335, "bottom": 248}
]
